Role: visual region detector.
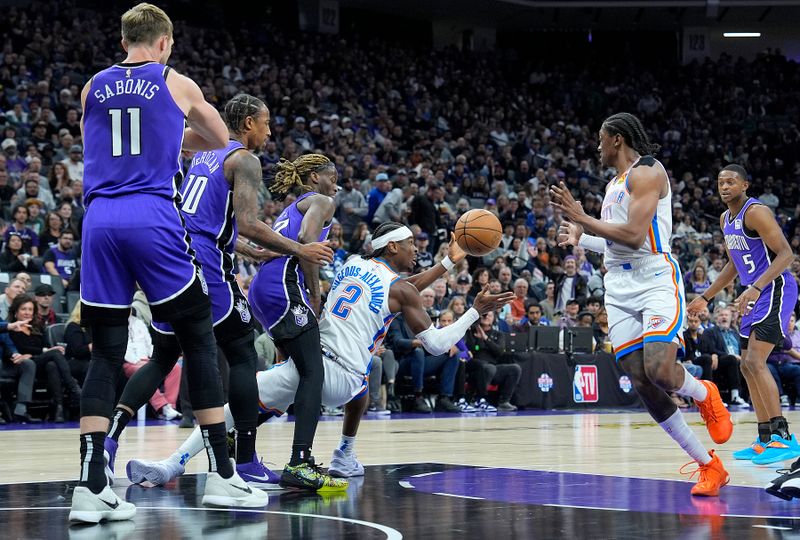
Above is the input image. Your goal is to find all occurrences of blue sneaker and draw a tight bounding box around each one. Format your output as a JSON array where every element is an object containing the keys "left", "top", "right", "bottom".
[
  {"left": 752, "top": 434, "right": 800, "bottom": 465},
  {"left": 236, "top": 453, "right": 282, "bottom": 490},
  {"left": 104, "top": 437, "right": 118, "bottom": 486},
  {"left": 732, "top": 438, "right": 766, "bottom": 460}
]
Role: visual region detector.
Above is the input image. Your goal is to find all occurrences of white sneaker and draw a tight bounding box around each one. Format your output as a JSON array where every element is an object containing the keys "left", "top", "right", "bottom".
[
  {"left": 457, "top": 398, "right": 477, "bottom": 413},
  {"left": 474, "top": 398, "right": 497, "bottom": 412},
  {"left": 160, "top": 404, "right": 182, "bottom": 421},
  {"left": 69, "top": 485, "right": 136, "bottom": 523},
  {"left": 781, "top": 395, "right": 791, "bottom": 407},
  {"left": 730, "top": 396, "right": 750, "bottom": 408},
  {"left": 126, "top": 458, "right": 185, "bottom": 486},
  {"left": 202, "top": 459, "right": 269, "bottom": 508},
  {"left": 328, "top": 448, "right": 365, "bottom": 478}
]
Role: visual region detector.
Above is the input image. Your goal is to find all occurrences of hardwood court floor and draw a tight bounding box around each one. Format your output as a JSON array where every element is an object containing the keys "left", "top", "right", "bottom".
[{"left": 1, "top": 408, "right": 799, "bottom": 538}]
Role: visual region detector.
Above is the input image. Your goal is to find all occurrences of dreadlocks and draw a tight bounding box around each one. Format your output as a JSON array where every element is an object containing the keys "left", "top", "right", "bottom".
[
  {"left": 601, "top": 112, "right": 660, "bottom": 156},
  {"left": 224, "top": 94, "right": 266, "bottom": 134},
  {"left": 269, "top": 153, "right": 334, "bottom": 200},
  {"left": 363, "top": 222, "right": 407, "bottom": 259}
]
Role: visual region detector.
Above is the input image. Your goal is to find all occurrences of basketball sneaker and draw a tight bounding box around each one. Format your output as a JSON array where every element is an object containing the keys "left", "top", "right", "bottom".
[
  {"left": 766, "top": 458, "right": 800, "bottom": 500},
  {"left": 695, "top": 380, "right": 733, "bottom": 444},
  {"left": 474, "top": 398, "right": 497, "bottom": 412},
  {"left": 236, "top": 453, "right": 282, "bottom": 490},
  {"left": 681, "top": 450, "right": 729, "bottom": 497},
  {"left": 202, "top": 459, "right": 269, "bottom": 508},
  {"left": 104, "top": 438, "right": 118, "bottom": 486},
  {"left": 280, "top": 457, "right": 349, "bottom": 492},
  {"left": 69, "top": 485, "right": 136, "bottom": 523},
  {"left": 126, "top": 458, "right": 185, "bottom": 486},
  {"left": 732, "top": 438, "right": 766, "bottom": 460},
  {"left": 328, "top": 448, "right": 365, "bottom": 478},
  {"left": 751, "top": 434, "right": 800, "bottom": 465},
  {"left": 457, "top": 398, "right": 477, "bottom": 413}
]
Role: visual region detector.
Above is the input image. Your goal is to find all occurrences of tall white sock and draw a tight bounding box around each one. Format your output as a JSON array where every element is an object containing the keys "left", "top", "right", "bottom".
[
  {"left": 676, "top": 365, "right": 708, "bottom": 401},
  {"left": 339, "top": 435, "right": 356, "bottom": 456},
  {"left": 659, "top": 409, "right": 712, "bottom": 465},
  {"left": 169, "top": 404, "right": 236, "bottom": 466},
  {"left": 731, "top": 389, "right": 741, "bottom": 399}
]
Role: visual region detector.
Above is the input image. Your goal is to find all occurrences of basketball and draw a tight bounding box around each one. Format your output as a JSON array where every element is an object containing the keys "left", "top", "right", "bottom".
[{"left": 453, "top": 209, "right": 503, "bottom": 256}]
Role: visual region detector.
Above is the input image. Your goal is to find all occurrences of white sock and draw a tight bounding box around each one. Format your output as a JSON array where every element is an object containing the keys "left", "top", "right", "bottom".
[
  {"left": 339, "top": 435, "right": 356, "bottom": 456},
  {"left": 677, "top": 365, "right": 708, "bottom": 402},
  {"left": 659, "top": 409, "right": 712, "bottom": 465},
  {"left": 171, "top": 426, "right": 205, "bottom": 465},
  {"left": 731, "top": 389, "right": 740, "bottom": 399}
]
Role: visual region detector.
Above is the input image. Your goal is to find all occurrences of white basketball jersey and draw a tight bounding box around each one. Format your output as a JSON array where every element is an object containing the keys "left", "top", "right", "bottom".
[
  {"left": 318, "top": 256, "right": 400, "bottom": 374},
  {"left": 600, "top": 156, "right": 673, "bottom": 266}
]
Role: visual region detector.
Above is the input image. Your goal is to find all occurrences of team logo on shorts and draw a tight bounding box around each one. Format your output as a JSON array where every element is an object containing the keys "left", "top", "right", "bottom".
[
  {"left": 291, "top": 304, "right": 309, "bottom": 327},
  {"left": 537, "top": 373, "right": 554, "bottom": 392},
  {"left": 235, "top": 298, "right": 251, "bottom": 323},
  {"left": 619, "top": 375, "right": 632, "bottom": 394},
  {"left": 647, "top": 316, "right": 667, "bottom": 330}
]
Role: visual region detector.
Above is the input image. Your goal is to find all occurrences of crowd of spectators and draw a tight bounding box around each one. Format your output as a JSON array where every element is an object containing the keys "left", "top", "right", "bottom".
[{"left": 1, "top": 2, "right": 800, "bottom": 420}]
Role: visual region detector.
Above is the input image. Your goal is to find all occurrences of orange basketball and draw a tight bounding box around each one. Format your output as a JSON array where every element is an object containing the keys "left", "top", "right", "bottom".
[{"left": 453, "top": 209, "right": 503, "bottom": 256}]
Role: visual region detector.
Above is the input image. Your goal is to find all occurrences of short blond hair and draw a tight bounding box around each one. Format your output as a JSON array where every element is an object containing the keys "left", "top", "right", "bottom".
[{"left": 121, "top": 3, "right": 173, "bottom": 45}]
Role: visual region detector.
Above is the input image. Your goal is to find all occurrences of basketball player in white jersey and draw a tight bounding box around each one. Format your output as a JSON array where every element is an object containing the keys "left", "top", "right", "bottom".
[
  {"left": 551, "top": 112, "right": 732, "bottom": 497},
  {"left": 123, "top": 223, "right": 514, "bottom": 485}
]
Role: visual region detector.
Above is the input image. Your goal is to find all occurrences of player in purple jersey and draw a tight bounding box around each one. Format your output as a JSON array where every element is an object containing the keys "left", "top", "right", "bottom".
[
  {"left": 248, "top": 153, "right": 349, "bottom": 491},
  {"left": 99, "top": 95, "right": 334, "bottom": 492},
  {"left": 689, "top": 164, "right": 799, "bottom": 474},
  {"left": 70, "top": 4, "right": 269, "bottom": 523}
]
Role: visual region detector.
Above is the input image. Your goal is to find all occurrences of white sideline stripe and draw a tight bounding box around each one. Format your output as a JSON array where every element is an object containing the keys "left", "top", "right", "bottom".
[
  {"left": 752, "top": 525, "right": 792, "bottom": 530},
  {"left": 433, "top": 492, "right": 484, "bottom": 500},
  {"left": 543, "top": 503, "right": 629, "bottom": 512},
  {"left": 411, "top": 471, "right": 441, "bottom": 478},
  {"left": 0, "top": 506, "right": 403, "bottom": 539}
]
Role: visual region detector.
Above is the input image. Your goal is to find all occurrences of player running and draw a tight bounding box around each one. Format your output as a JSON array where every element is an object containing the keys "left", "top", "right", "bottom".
[{"left": 552, "top": 112, "right": 732, "bottom": 497}]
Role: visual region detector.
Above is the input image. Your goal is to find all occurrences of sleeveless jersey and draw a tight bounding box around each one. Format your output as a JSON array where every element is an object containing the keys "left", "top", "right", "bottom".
[
  {"left": 722, "top": 198, "right": 781, "bottom": 286},
  {"left": 83, "top": 62, "right": 185, "bottom": 204},
  {"left": 258, "top": 192, "right": 331, "bottom": 327},
  {"left": 180, "top": 139, "right": 243, "bottom": 253},
  {"left": 318, "top": 256, "right": 400, "bottom": 374},
  {"left": 601, "top": 156, "right": 673, "bottom": 266}
]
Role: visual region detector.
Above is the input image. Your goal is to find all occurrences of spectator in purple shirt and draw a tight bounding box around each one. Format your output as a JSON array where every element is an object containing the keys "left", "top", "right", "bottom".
[{"left": 3, "top": 205, "right": 39, "bottom": 256}]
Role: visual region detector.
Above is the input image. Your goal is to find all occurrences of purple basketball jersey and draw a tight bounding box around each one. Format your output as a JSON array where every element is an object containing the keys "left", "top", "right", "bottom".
[
  {"left": 723, "top": 198, "right": 774, "bottom": 286},
  {"left": 249, "top": 192, "right": 331, "bottom": 332},
  {"left": 83, "top": 62, "right": 185, "bottom": 204}
]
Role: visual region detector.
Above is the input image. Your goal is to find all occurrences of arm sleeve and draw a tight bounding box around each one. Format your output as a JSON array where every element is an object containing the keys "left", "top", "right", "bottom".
[
  {"left": 579, "top": 233, "right": 606, "bottom": 253},
  {"left": 415, "top": 308, "right": 480, "bottom": 356}
]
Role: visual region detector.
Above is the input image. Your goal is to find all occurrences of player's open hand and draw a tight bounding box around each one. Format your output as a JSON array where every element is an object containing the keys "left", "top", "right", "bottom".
[
  {"left": 472, "top": 284, "right": 515, "bottom": 315},
  {"left": 299, "top": 241, "right": 334, "bottom": 265},
  {"left": 735, "top": 285, "right": 761, "bottom": 316},
  {"left": 686, "top": 296, "right": 708, "bottom": 316},
  {"left": 557, "top": 221, "right": 584, "bottom": 248},
  {"left": 447, "top": 232, "right": 467, "bottom": 264},
  {"left": 550, "top": 182, "right": 586, "bottom": 222}
]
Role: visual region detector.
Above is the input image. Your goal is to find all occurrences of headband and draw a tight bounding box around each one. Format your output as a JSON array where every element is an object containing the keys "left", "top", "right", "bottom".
[{"left": 371, "top": 226, "right": 413, "bottom": 251}]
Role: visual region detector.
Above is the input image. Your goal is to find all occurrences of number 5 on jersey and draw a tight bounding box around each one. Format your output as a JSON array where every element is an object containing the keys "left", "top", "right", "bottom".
[{"left": 331, "top": 284, "right": 363, "bottom": 320}]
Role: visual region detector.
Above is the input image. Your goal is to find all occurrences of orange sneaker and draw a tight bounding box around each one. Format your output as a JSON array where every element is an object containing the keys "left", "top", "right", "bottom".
[
  {"left": 695, "top": 380, "right": 733, "bottom": 444},
  {"left": 682, "top": 450, "right": 730, "bottom": 497}
]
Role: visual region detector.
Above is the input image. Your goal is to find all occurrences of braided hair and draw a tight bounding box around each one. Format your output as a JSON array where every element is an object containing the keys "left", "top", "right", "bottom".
[
  {"left": 223, "top": 94, "right": 266, "bottom": 134},
  {"left": 601, "top": 112, "right": 660, "bottom": 156},
  {"left": 269, "top": 153, "right": 335, "bottom": 201}
]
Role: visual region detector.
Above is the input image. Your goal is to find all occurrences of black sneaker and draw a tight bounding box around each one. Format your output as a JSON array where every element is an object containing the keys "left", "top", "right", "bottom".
[
  {"left": 279, "top": 457, "right": 348, "bottom": 492},
  {"left": 412, "top": 396, "right": 432, "bottom": 413},
  {"left": 497, "top": 401, "right": 518, "bottom": 412},
  {"left": 434, "top": 396, "right": 461, "bottom": 413},
  {"left": 767, "top": 458, "right": 800, "bottom": 500}
]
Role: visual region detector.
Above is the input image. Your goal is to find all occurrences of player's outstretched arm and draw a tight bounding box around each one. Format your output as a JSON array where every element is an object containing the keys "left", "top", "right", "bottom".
[
  {"left": 550, "top": 165, "right": 662, "bottom": 250},
  {"left": 297, "top": 195, "right": 336, "bottom": 316},
  {"left": 734, "top": 204, "right": 795, "bottom": 315},
  {"left": 228, "top": 150, "right": 333, "bottom": 265},
  {"left": 164, "top": 70, "right": 228, "bottom": 151},
  {"left": 405, "top": 233, "right": 466, "bottom": 292},
  {"left": 391, "top": 281, "right": 514, "bottom": 356}
]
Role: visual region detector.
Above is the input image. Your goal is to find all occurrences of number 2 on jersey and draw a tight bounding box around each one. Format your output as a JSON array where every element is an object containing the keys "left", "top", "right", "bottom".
[{"left": 331, "top": 284, "right": 363, "bottom": 319}]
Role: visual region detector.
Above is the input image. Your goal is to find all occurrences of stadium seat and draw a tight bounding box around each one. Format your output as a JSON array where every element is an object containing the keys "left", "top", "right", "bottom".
[{"left": 46, "top": 323, "right": 67, "bottom": 348}]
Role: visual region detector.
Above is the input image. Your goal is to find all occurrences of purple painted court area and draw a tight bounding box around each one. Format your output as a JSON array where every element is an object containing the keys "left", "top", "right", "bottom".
[{"left": 403, "top": 467, "right": 800, "bottom": 519}]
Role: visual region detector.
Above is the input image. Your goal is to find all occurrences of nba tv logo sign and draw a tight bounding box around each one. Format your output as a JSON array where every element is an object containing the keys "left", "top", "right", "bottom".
[{"left": 573, "top": 365, "right": 599, "bottom": 403}]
